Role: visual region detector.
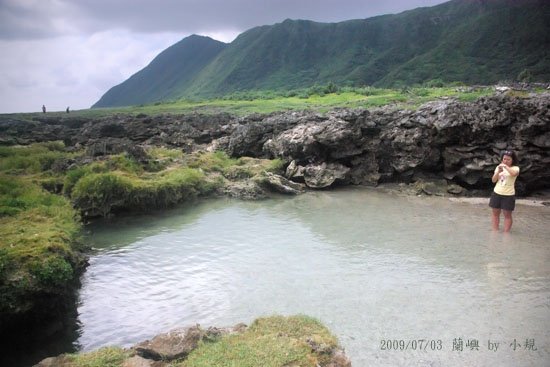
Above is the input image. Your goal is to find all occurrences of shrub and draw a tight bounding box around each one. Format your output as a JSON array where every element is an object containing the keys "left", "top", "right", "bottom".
[
  {"left": 0, "top": 142, "right": 73, "bottom": 174},
  {"left": 517, "top": 69, "right": 533, "bottom": 82},
  {"left": 424, "top": 78, "right": 445, "bottom": 88},
  {"left": 63, "top": 167, "right": 89, "bottom": 196},
  {"left": 71, "top": 173, "right": 133, "bottom": 217}
]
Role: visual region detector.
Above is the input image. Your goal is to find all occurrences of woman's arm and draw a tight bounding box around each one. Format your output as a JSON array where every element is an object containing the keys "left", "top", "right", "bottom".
[
  {"left": 501, "top": 165, "right": 519, "bottom": 177},
  {"left": 492, "top": 167, "right": 501, "bottom": 183}
]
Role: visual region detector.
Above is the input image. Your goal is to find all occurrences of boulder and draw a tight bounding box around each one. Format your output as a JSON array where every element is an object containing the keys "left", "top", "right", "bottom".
[
  {"left": 134, "top": 325, "right": 206, "bottom": 361},
  {"left": 285, "top": 160, "right": 305, "bottom": 182},
  {"left": 260, "top": 172, "right": 305, "bottom": 194},
  {"left": 304, "top": 162, "right": 350, "bottom": 189},
  {"left": 122, "top": 355, "right": 167, "bottom": 367},
  {"left": 34, "top": 356, "right": 71, "bottom": 367}
]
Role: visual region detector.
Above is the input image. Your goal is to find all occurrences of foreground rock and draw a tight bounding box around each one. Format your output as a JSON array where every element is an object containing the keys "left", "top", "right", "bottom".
[
  {"left": 35, "top": 317, "right": 352, "bottom": 367},
  {"left": 134, "top": 324, "right": 245, "bottom": 361}
]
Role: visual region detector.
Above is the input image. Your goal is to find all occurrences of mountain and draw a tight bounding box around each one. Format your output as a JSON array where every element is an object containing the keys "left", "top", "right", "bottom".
[
  {"left": 93, "top": 0, "right": 550, "bottom": 108},
  {"left": 93, "top": 35, "right": 226, "bottom": 107}
]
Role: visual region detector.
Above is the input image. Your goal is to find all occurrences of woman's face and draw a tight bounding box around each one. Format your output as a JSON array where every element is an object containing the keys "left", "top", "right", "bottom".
[{"left": 502, "top": 154, "right": 513, "bottom": 166}]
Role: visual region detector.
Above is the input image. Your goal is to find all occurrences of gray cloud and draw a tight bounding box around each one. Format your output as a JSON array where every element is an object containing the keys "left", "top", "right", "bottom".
[
  {"left": 0, "top": 0, "right": 448, "bottom": 113},
  {"left": 1, "top": 0, "right": 448, "bottom": 40}
]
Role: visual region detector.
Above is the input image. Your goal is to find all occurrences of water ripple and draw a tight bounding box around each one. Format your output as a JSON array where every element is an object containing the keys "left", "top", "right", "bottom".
[{"left": 77, "top": 189, "right": 550, "bottom": 366}]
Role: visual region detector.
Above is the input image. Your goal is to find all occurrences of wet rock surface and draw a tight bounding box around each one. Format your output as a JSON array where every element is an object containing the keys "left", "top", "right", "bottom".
[{"left": 3, "top": 93, "right": 549, "bottom": 195}]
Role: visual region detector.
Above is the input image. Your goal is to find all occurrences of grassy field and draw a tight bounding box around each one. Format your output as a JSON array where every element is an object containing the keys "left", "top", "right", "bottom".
[{"left": 6, "top": 86, "right": 503, "bottom": 120}]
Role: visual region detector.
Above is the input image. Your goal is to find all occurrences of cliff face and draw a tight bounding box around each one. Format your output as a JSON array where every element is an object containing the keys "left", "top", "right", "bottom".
[
  {"left": 2, "top": 93, "right": 549, "bottom": 195},
  {"left": 222, "top": 94, "right": 549, "bottom": 194}
]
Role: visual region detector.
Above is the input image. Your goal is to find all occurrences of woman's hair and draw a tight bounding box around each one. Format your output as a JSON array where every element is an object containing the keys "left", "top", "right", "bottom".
[{"left": 501, "top": 149, "right": 518, "bottom": 165}]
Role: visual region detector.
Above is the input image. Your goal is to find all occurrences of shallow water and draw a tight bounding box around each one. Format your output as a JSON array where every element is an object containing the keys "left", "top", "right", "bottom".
[{"left": 75, "top": 187, "right": 550, "bottom": 366}]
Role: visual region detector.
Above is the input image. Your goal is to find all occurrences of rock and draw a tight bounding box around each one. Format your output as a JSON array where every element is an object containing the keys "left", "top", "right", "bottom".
[
  {"left": 532, "top": 131, "right": 550, "bottom": 148},
  {"left": 230, "top": 322, "right": 248, "bottom": 333},
  {"left": 260, "top": 172, "right": 305, "bottom": 194},
  {"left": 263, "top": 122, "right": 324, "bottom": 161},
  {"left": 306, "top": 338, "right": 352, "bottom": 367},
  {"left": 34, "top": 356, "right": 71, "bottom": 367},
  {"left": 285, "top": 160, "right": 305, "bottom": 182},
  {"left": 1, "top": 92, "right": 549, "bottom": 195},
  {"left": 51, "top": 157, "right": 75, "bottom": 173},
  {"left": 133, "top": 323, "right": 246, "bottom": 362},
  {"left": 417, "top": 179, "right": 449, "bottom": 196},
  {"left": 327, "top": 349, "right": 353, "bottom": 367},
  {"left": 134, "top": 325, "right": 205, "bottom": 361},
  {"left": 122, "top": 355, "right": 167, "bottom": 367},
  {"left": 204, "top": 323, "right": 248, "bottom": 339},
  {"left": 495, "top": 86, "right": 511, "bottom": 93},
  {"left": 447, "top": 183, "right": 464, "bottom": 195},
  {"left": 224, "top": 181, "right": 267, "bottom": 200},
  {"left": 304, "top": 162, "right": 350, "bottom": 189}
]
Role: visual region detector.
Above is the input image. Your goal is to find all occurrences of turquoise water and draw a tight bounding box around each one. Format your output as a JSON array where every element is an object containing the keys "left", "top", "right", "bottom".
[{"left": 78, "top": 188, "right": 550, "bottom": 366}]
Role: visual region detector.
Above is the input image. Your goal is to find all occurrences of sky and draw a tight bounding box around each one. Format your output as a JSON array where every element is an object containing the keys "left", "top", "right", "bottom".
[{"left": 0, "top": 0, "right": 449, "bottom": 114}]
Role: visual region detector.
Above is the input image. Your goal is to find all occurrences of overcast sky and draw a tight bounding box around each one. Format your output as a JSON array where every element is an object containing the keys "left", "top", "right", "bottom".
[{"left": 0, "top": 0, "right": 448, "bottom": 113}]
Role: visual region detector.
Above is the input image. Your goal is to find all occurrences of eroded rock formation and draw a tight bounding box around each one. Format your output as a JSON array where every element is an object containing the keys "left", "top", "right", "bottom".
[{"left": 2, "top": 93, "right": 548, "bottom": 195}]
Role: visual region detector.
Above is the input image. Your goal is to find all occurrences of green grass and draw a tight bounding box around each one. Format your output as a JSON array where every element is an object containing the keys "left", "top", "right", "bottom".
[
  {"left": 0, "top": 145, "right": 285, "bottom": 317},
  {"left": 43, "top": 316, "right": 342, "bottom": 367},
  {"left": 177, "top": 315, "right": 339, "bottom": 367},
  {"left": 0, "top": 141, "right": 76, "bottom": 174},
  {"left": 0, "top": 174, "right": 81, "bottom": 313},
  {"left": 66, "top": 347, "right": 131, "bottom": 367},
  {"left": 0, "top": 143, "right": 82, "bottom": 314},
  {"left": 5, "top": 86, "right": 503, "bottom": 120}
]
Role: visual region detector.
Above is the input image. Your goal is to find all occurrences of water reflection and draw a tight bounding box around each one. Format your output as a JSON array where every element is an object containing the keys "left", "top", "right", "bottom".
[{"left": 49, "top": 188, "right": 550, "bottom": 366}]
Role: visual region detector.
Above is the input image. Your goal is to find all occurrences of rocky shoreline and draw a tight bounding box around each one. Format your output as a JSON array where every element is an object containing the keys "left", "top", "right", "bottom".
[
  {"left": 1, "top": 92, "right": 549, "bottom": 366},
  {"left": 2, "top": 93, "right": 548, "bottom": 197}
]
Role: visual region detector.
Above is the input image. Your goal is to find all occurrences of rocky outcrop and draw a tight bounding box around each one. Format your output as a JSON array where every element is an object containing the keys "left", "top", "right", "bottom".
[
  {"left": 34, "top": 322, "right": 351, "bottom": 367},
  {"left": 2, "top": 93, "right": 549, "bottom": 195},
  {"left": 259, "top": 172, "right": 306, "bottom": 194},
  {"left": 134, "top": 324, "right": 245, "bottom": 361}
]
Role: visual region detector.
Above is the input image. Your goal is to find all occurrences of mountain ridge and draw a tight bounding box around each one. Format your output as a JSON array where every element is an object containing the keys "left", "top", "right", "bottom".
[
  {"left": 93, "top": 0, "right": 550, "bottom": 108},
  {"left": 94, "top": 35, "right": 226, "bottom": 107}
]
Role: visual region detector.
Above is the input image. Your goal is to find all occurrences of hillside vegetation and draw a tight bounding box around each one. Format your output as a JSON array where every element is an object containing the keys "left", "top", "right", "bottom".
[
  {"left": 93, "top": 0, "right": 550, "bottom": 108},
  {"left": 83, "top": 85, "right": 498, "bottom": 117}
]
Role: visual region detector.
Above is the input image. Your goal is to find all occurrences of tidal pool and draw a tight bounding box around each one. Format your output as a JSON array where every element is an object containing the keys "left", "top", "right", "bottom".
[{"left": 76, "top": 187, "right": 549, "bottom": 366}]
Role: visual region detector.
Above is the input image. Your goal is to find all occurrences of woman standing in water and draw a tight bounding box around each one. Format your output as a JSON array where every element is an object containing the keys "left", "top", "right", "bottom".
[{"left": 489, "top": 150, "right": 520, "bottom": 232}]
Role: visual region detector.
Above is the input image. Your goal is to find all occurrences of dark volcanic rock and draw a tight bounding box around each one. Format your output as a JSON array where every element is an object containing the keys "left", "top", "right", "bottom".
[{"left": 2, "top": 93, "right": 549, "bottom": 195}]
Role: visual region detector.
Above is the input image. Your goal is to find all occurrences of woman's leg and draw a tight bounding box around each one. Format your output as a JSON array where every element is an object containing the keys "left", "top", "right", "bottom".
[
  {"left": 503, "top": 210, "right": 513, "bottom": 232},
  {"left": 492, "top": 208, "right": 501, "bottom": 230}
]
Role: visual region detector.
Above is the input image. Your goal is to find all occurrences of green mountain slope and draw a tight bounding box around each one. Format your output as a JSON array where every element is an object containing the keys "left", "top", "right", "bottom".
[
  {"left": 94, "top": 0, "right": 550, "bottom": 107},
  {"left": 379, "top": 0, "right": 550, "bottom": 85},
  {"left": 92, "top": 35, "right": 226, "bottom": 107}
]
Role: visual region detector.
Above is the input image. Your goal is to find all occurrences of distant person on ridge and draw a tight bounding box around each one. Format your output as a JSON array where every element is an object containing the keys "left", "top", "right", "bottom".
[
  {"left": 66, "top": 106, "right": 70, "bottom": 113},
  {"left": 42, "top": 105, "right": 46, "bottom": 113},
  {"left": 489, "top": 149, "right": 520, "bottom": 232}
]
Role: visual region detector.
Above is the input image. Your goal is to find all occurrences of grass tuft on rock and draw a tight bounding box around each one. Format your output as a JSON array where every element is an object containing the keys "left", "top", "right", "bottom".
[
  {"left": 0, "top": 174, "right": 81, "bottom": 314},
  {"left": 178, "top": 315, "right": 339, "bottom": 367},
  {"left": 45, "top": 316, "right": 343, "bottom": 367},
  {"left": 66, "top": 347, "right": 131, "bottom": 367}
]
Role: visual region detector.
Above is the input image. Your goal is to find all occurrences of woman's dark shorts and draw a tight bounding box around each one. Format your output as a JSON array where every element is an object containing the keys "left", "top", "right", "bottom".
[{"left": 489, "top": 192, "right": 516, "bottom": 211}]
